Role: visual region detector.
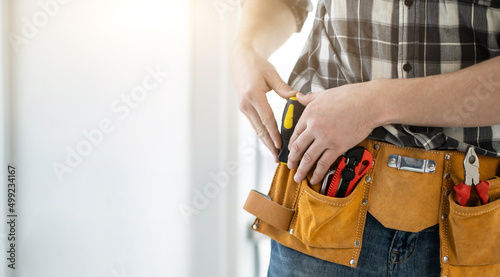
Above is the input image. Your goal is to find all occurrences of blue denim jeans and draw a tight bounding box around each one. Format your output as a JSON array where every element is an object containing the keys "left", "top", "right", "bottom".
[{"left": 268, "top": 212, "right": 441, "bottom": 277}]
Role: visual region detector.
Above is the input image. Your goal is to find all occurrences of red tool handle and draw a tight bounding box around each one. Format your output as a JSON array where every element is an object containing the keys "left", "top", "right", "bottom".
[
  {"left": 325, "top": 159, "right": 345, "bottom": 197},
  {"left": 454, "top": 182, "right": 471, "bottom": 206},
  {"left": 325, "top": 148, "right": 373, "bottom": 198},
  {"left": 475, "top": 180, "right": 490, "bottom": 205},
  {"left": 345, "top": 151, "right": 373, "bottom": 196}
]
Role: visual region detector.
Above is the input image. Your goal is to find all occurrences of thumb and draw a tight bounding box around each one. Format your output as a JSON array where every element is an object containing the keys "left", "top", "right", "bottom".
[
  {"left": 296, "top": 92, "right": 317, "bottom": 106},
  {"left": 267, "top": 70, "right": 295, "bottom": 98}
]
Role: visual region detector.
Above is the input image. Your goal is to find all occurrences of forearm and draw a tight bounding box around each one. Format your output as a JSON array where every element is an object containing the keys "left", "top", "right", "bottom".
[
  {"left": 376, "top": 56, "right": 500, "bottom": 128},
  {"left": 288, "top": 57, "right": 500, "bottom": 183},
  {"left": 235, "top": 0, "right": 297, "bottom": 59}
]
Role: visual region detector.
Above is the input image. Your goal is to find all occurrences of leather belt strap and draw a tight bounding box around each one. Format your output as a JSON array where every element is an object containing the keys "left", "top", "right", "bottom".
[
  {"left": 243, "top": 189, "right": 295, "bottom": 231},
  {"left": 358, "top": 139, "right": 500, "bottom": 232}
]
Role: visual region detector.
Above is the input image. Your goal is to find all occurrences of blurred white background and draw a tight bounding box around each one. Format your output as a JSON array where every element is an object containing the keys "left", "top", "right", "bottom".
[{"left": 0, "top": 0, "right": 314, "bottom": 276}]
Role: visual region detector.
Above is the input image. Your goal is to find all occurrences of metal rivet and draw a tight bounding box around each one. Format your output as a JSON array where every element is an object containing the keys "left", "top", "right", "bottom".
[
  {"left": 428, "top": 163, "right": 436, "bottom": 171},
  {"left": 445, "top": 154, "right": 450, "bottom": 160},
  {"left": 252, "top": 223, "right": 259, "bottom": 230},
  {"left": 389, "top": 157, "right": 397, "bottom": 165},
  {"left": 362, "top": 199, "right": 368, "bottom": 206},
  {"left": 374, "top": 144, "right": 380, "bottom": 150},
  {"left": 354, "top": 241, "right": 360, "bottom": 247},
  {"left": 445, "top": 190, "right": 451, "bottom": 196},
  {"left": 365, "top": 176, "right": 372, "bottom": 183},
  {"left": 443, "top": 256, "right": 449, "bottom": 263},
  {"left": 469, "top": 155, "right": 476, "bottom": 164},
  {"left": 441, "top": 213, "right": 447, "bottom": 220},
  {"left": 289, "top": 229, "right": 294, "bottom": 235},
  {"left": 444, "top": 173, "right": 450, "bottom": 179},
  {"left": 350, "top": 259, "right": 356, "bottom": 266}
]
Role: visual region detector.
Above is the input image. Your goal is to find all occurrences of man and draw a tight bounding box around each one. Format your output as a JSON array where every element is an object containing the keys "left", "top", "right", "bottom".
[{"left": 232, "top": 0, "right": 500, "bottom": 276}]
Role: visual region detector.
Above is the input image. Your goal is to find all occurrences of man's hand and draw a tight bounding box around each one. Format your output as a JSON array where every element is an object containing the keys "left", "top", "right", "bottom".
[
  {"left": 231, "top": 0, "right": 298, "bottom": 159},
  {"left": 287, "top": 83, "right": 381, "bottom": 184},
  {"left": 232, "top": 45, "right": 296, "bottom": 159}
]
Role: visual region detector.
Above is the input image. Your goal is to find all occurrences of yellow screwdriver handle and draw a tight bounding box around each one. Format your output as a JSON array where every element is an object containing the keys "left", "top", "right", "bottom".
[{"left": 278, "top": 97, "right": 305, "bottom": 164}]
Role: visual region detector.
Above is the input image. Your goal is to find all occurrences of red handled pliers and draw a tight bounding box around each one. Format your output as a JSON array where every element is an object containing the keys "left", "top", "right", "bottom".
[{"left": 454, "top": 146, "right": 490, "bottom": 206}]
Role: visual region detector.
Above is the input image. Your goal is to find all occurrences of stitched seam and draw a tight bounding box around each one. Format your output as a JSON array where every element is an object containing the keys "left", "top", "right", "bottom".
[
  {"left": 352, "top": 175, "right": 368, "bottom": 264},
  {"left": 352, "top": 181, "right": 367, "bottom": 265},
  {"left": 290, "top": 189, "right": 305, "bottom": 230},
  {"left": 367, "top": 138, "right": 468, "bottom": 157},
  {"left": 281, "top": 170, "right": 293, "bottom": 207},
  {"left": 375, "top": 139, "right": 445, "bottom": 154},
  {"left": 303, "top": 189, "right": 356, "bottom": 206},
  {"left": 268, "top": 163, "right": 281, "bottom": 200},
  {"left": 301, "top": 245, "right": 354, "bottom": 250},
  {"left": 388, "top": 230, "right": 399, "bottom": 266},
  {"left": 291, "top": 179, "right": 302, "bottom": 210},
  {"left": 285, "top": 178, "right": 302, "bottom": 230},
  {"left": 444, "top": 156, "right": 451, "bottom": 276},
  {"left": 368, "top": 139, "right": 479, "bottom": 171},
  {"left": 351, "top": 142, "right": 377, "bottom": 266},
  {"left": 450, "top": 204, "right": 500, "bottom": 216},
  {"left": 392, "top": 234, "right": 419, "bottom": 264}
]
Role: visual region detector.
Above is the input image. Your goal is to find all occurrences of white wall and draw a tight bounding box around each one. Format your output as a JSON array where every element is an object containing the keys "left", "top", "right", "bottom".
[
  {"left": 3, "top": 1, "right": 191, "bottom": 276},
  {"left": 189, "top": 1, "right": 240, "bottom": 276},
  {"left": 1, "top": 0, "right": 314, "bottom": 276},
  {"left": 0, "top": 1, "right": 9, "bottom": 275}
]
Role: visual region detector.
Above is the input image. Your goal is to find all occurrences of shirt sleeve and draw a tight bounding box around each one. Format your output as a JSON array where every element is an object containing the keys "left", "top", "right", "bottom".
[{"left": 280, "top": 0, "right": 313, "bottom": 32}]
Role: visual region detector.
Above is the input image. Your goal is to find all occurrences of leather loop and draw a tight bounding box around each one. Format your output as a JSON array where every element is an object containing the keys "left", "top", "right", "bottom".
[{"left": 243, "top": 189, "right": 295, "bottom": 231}]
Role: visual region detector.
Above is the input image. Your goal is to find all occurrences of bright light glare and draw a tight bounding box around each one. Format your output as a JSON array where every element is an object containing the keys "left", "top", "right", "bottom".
[{"left": 112, "top": 0, "right": 183, "bottom": 27}]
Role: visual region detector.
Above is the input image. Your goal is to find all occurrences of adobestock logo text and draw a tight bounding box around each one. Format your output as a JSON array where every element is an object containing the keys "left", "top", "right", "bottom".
[{"left": 9, "top": 0, "right": 73, "bottom": 53}]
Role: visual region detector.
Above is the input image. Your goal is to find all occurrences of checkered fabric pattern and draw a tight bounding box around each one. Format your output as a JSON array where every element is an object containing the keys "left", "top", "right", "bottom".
[
  {"left": 282, "top": 0, "right": 500, "bottom": 156},
  {"left": 281, "top": 0, "right": 314, "bottom": 31}
]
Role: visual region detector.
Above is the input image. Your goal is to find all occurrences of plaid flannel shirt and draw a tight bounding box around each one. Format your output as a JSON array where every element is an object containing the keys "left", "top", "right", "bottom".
[{"left": 282, "top": 0, "right": 500, "bottom": 156}]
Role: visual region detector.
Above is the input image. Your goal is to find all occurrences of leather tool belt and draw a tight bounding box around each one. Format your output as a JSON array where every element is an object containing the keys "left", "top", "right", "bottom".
[{"left": 244, "top": 139, "right": 500, "bottom": 276}]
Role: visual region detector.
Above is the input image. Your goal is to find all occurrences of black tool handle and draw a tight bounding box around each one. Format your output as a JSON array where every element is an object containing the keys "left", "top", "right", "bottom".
[{"left": 278, "top": 97, "right": 305, "bottom": 164}]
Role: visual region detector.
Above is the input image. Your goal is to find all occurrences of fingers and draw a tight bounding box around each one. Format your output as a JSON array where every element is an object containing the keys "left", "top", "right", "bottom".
[
  {"left": 287, "top": 127, "right": 313, "bottom": 170},
  {"left": 288, "top": 131, "right": 340, "bottom": 183},
  {"left": 266, "top": 70, "right": 295, "bottom": 99},
  {"left": 309, "top": 149, "right": 341, "bottom": 185},
  {"left": 239, "top": 100, "right": 279, "bottom": 158},
  {"left": 288, "top": 116, "right": 306, "bottom": 152},
  {"left": 291, "top": 144, "right": 341, "bottom": 184},
  {"left": 296, "top": 91, "right": 317, "bottom": 106},
  {"left": 291, "top": 141, "right": 323, "bottom": 183},
  {"left": 251, "top": 95, "right": 282, "bottom": 149}
]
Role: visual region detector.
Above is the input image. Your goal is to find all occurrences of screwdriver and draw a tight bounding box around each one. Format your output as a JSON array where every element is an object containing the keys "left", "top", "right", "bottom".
[{"left": 278, "top": 96, "right": 305, "bottom": 164}]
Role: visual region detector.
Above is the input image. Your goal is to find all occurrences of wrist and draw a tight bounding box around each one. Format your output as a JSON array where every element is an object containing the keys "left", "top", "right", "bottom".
[
  {"left": 364, "top": 79, "right": 398, "bottom": 128},
  {"left": 370, "top": 77, "right": 431, "bottom": 127}
]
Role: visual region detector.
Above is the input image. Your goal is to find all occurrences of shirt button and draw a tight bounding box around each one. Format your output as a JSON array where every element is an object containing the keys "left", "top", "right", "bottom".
[
  {"left": 403, "top": 63, "right": 412, "bottom": 72},
  {"left": 405, "top": 0, "right": 414, "bottom": 6}
]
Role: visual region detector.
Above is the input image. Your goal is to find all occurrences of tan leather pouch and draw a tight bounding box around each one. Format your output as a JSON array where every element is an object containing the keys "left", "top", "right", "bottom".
[
  {"left": 244, "top": 139, "right": 500, "bottom": 275},
  {"left": 244, "top": 160, "right": 374, "bottom": 268},
  {"left": 441, "top": 161, "right": 500, "bottom": 276}
]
